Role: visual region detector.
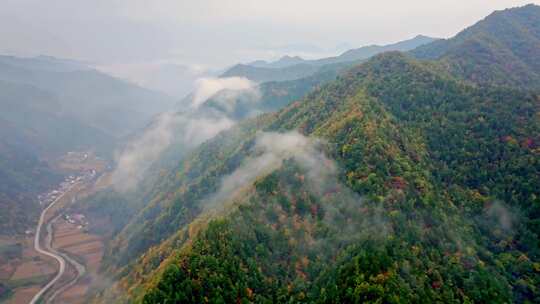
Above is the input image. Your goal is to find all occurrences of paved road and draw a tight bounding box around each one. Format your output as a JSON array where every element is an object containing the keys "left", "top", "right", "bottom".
[
  {"left": 29, "top": 185, "right": 77, "bottom": 304},
  {"left": 45, "top": 215, "right": 86, "bottom": 303}
]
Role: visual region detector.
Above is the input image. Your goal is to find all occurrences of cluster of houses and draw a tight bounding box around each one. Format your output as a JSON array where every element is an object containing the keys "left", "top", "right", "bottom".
[
  {"left": 37, "top": 169, "right": 97, "bottom": 207},
  {"left": 63, "top": 213, "right": 88, "bottom": 230}
]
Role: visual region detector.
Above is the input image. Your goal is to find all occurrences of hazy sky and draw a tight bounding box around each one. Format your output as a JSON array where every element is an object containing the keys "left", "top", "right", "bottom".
[{"left": 2, "top": 0, "right": 539, "bottom": 68}]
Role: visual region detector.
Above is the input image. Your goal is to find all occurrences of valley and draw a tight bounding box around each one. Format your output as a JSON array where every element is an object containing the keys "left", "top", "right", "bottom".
[
  {"left": 1, "top": 2, "right": 540, "bottom": 303},
  {"left": 0, "top": 152, "right": 109, "bottom": 304}
]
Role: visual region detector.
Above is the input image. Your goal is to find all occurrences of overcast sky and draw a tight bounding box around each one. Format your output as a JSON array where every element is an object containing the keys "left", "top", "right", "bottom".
[{"left": 2, "top": 0, "right": 539, "bottom": 69}]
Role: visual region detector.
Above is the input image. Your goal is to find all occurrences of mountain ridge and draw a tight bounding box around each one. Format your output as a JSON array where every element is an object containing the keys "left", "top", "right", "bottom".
[
  {"left": 102, "top": 51, "right": 540, "bottom": 303},
  {"left": 223, "top": 35, "right": 438, "bottom": 83},
  {"left": 81, "top": 4, "right": 540, "bottom": 303},
  {"left": 411, "top": 4, "right": 540, "bottom": 89}
]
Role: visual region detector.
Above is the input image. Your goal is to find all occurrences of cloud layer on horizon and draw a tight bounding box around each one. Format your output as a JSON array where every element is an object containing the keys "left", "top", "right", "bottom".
[{"left": 2, "top": 0, "right": 536, "bottom": 67}]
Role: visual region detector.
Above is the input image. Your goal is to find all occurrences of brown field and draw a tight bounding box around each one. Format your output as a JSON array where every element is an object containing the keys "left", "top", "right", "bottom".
[
  {"left": 0, "top": 262, "right": 16, "bottom": 281},
  {"left": 1, "top": 153, "right": 110, "bottom": 304},
  {"left": 53, "top": 221, "right": 103, "bottom": 269},
  {"left": 51, "top": 220, "right": 104, "bottom": 303},
  {"left": 13, "top": 238, "right": 56, "bottom": 279},
  {"left": 64, "top": 240, "right": 102, "bottom": 253},
  {"left": 0, "top": 237, "right": 21, "bottom": 280},
  {"left": 0, "top": 237, "right": 18, "bottom": 250},
  {"left": 56, "top": 283, "right": 88, "bottom": 304},
  {"left": 2, "top": 176, "right": 107, "bottom": 303},
  {"left": 2, "top": 237, "right": 57, "bottom": 304},
  {"left": 6, "top": 286, "right": 40, "bottom": 304},
  {"left": 10, "top": 259, "right": 55, "bottom": 281},
  {"left": 53, "top": 225, "right": 89, "bottom": 248}
]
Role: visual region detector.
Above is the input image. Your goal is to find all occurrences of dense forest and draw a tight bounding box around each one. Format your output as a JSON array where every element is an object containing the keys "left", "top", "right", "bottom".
[
  {"left": 412, "top": 4, "right": 540, "bottom": 90},
  {"left": 84, "top": 4, "right": 540, "bottom": 304}
]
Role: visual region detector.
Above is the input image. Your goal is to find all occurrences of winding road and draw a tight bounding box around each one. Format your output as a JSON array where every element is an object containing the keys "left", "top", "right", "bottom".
[
  {"left": 28, "top": 184, "right": 79, "bottom": 304},
  {"left": 45, "top": 215, "right": 86, "bottom": 304}
]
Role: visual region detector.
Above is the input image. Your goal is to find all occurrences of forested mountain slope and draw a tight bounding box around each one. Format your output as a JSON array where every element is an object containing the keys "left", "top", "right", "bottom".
[
  {"left": 222, "top": 63, "right": 320, "bottom": 83},
  {"left": 412, "top": 4, "right": 540, "bottom": 89},
  {"left": 77, "top": 61, "right": 346, "bottom": 235},
  {"left": 0, "top": 80, "right": 114, "bottom": 157},
  {"left": 95, "top": 50, "right": 539, "bottom": 303},
  {"left": 0, "top": 57, "right": 176, "bottom": 137},
  {"left": 86, "top": 5, "right": 540, "bottom": 303},
  {"left": 0, "top": 118, "right": 62, "bottom": 235}
]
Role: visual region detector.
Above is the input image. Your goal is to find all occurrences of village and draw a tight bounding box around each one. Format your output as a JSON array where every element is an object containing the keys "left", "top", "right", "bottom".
[
  {"left": 37, "top": 169, "right": 96, "bottom": 207},
  {"left": 62, "top": 213, "right": 88, "bottom": 231},
  {"left": 0, "top": 150, "right": 109, "bottom": 304},
  {"left": 21, "top": 169, "right": 97, "bottom": 237}
]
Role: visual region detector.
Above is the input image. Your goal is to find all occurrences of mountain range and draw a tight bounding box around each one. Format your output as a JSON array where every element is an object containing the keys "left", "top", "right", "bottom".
[
  {"left": 412, "top": 3, "right": 540, "bottom": 89},
  {"left": 78, "top": 4, "right": 540, "bottom": 303},
  {"left": 222, "top": 35, "right": 438, "bottom": 83}
]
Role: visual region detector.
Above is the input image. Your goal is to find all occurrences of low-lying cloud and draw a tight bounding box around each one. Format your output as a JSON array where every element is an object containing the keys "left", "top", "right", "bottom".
[
  {"left": 206, "top": 131, "right": 325, "bottom": 209},
  {"left": 204, "top": 130, "right": 388, "bottom": 239},
  {"left": 111, "top": 77, "right": 259, "bottom": 192},
  {"left": 478, "top": 200, "right": 519, "bottom": 243},
  {"left": 191, "top": 77, "right": 256, "bottom": 108},
  {"left": 206, "top": 131, "right": 340, "bottom": 210},
  {"left": 183, "top": 116, "right": 235, "bottom": 148},
  {"left": 111, "top": 112, "right": 180, "bottom": 192}
]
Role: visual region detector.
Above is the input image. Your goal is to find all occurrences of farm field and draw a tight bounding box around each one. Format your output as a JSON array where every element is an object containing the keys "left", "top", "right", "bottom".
[
  {"left": 1, "top": 237, "right": 56, "bottom": 304},
  {"left": 51, "top": 219, "right": 104, "bottom": 304}
]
